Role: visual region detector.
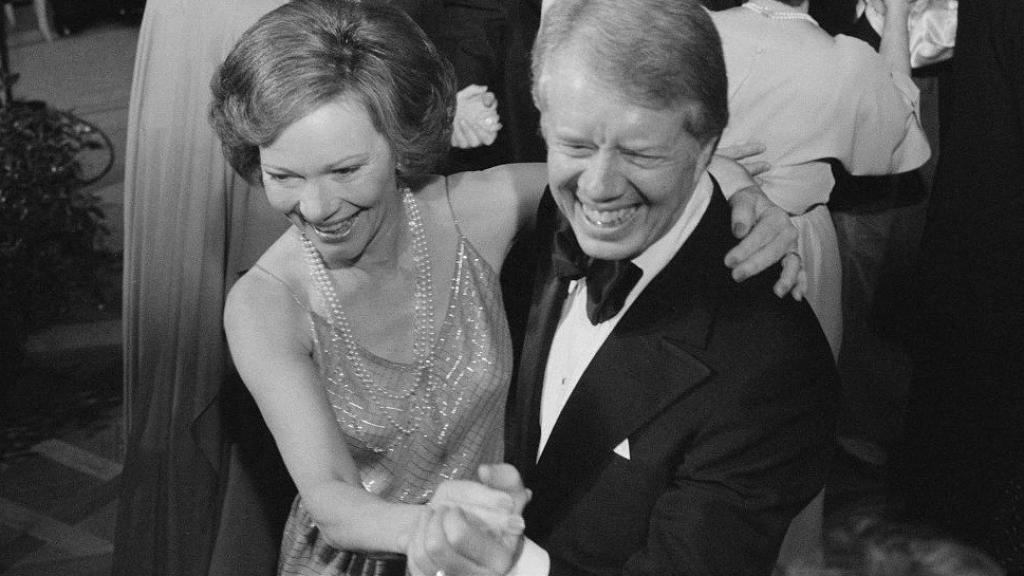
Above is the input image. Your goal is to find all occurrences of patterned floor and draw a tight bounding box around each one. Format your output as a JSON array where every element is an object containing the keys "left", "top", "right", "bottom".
[
  {"left": 0, "top": 321, "right": 122, "bottom": 575},
  {"left": 1, "top": 10, "right": 136, "bottom": 575}
]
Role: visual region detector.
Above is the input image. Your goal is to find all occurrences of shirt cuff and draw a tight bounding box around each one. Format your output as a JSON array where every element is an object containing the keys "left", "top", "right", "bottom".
[{"left": 507, "top": 537, "right": 549, "bottom": 576}]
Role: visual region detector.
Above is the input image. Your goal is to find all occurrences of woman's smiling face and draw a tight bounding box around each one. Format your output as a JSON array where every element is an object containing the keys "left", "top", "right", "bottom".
[{"left": 259, "top": 96, "right": 401, "bottom": 267}]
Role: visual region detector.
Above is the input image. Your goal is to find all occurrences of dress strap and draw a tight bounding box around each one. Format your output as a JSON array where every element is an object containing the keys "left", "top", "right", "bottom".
[
  {"left": 442, "top": 176, "right": 467, "bottom": 239},
  {"left": 251, "top": 262, "right": 311, "bottom": 313}
]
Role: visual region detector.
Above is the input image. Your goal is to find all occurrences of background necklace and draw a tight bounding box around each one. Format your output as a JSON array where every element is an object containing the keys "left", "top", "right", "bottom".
[{"left": 743, "top": 1, "right": 817, "bottom": 23}]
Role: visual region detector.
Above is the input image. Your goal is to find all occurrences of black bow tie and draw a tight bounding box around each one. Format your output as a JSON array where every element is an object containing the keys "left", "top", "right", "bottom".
[{"left": 552, "top": 221, "right": 643, "bottom": 325}]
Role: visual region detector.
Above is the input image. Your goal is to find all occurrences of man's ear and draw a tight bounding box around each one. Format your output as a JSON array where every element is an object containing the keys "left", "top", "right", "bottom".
[
  {"left": 533, "top": 77, "right": 550, "bottom": 143},
  {"left": 693, "top": 136, "right": 719, "bottom": 185}
]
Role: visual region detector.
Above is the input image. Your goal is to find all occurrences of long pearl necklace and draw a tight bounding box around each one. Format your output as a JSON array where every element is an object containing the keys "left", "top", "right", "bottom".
[
  {"left": 301, "top": 188, "right": 436, "bottom": 437},
  {"left": 742, "top": 1, "right": 818, "bottom": 23}
]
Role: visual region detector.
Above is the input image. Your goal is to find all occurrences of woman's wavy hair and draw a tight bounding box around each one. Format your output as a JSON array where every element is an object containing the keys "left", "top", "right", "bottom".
[{"left": 209, "top": 0, "right": 456, "bottom": 184}]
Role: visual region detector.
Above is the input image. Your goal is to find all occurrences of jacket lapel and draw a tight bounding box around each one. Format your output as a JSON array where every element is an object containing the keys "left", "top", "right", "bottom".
[{"left": 509, "top": 189, "right": 568, "bottom": 475}]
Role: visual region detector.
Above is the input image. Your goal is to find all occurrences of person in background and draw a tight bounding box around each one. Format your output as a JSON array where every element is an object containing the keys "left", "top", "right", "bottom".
[
  {"left": 710, "top": 0, "right": 930, "bottom": 360},
  {"left": 822, "top": 0, "right": 946, "bottom": 517},
  {"left": 408, "top": 0, "right": 839, "bottom": 574},
  {"left": 782, "top": 507, "right": 1006, "bottom": 576},
  {"left": 708, "top": 3, "right": 930, "bottom": 560},
  {"left": 116, "top": 0, "right": 291, "bottom": 574},
  {"left": 891, "top": 0, "right": 1024, "bottom": 573},
  {"left": 208, "top": 0, "right": 804, "bottom": 574}
]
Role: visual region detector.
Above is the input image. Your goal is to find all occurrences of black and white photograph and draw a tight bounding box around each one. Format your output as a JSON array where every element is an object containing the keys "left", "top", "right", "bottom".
[{"left": 1, "top": 0, "right": 1021, "bottom": 574}]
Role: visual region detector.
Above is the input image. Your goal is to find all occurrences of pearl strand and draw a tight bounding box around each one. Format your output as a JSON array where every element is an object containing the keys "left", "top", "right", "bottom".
[
  {"left": 301, "top": 188, "right": 437, "bottom": 437},
  {"left": 742, "top": 1, "right": 818, "bottom": 23}
]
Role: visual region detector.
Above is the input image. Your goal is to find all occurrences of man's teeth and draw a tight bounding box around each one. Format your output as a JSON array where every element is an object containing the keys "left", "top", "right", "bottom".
[{"left": 580, "top": 204, "right": 638, "bottom": 227}]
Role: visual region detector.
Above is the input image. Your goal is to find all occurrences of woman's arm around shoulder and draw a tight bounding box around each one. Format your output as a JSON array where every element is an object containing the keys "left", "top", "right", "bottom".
[{"left": 445, "top": 162, "right": 548, "bottom": 271}]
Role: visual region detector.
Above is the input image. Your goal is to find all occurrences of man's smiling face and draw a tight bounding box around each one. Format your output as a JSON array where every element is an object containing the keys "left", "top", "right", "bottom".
[{"left": 538, "top": 45, "right": 714, "bottom": 261}]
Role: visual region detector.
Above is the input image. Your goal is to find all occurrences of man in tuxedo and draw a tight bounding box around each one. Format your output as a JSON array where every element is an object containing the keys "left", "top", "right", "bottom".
[{"left": 414, "top": 0, "right": 839, "bottom": 574}]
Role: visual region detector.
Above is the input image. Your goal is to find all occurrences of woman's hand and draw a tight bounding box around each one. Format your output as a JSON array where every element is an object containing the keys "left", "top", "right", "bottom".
[
  {"left": 715, "top": 142, "right": 770, "bottom": 180},
  {"left": 712, "top": 141, "right": 805, "bottom": 299},
  {"left": 452, "top": 84, "right": 502, "bottom": 149},
  {"left": 407, "top": 505, "right": 520, "bottom": 576},
  {"left": 726, "top": 186, "right": 807, "bottom": 300},
  {"left": 409, "top": 470, "right": 528, "bottom": 576}
]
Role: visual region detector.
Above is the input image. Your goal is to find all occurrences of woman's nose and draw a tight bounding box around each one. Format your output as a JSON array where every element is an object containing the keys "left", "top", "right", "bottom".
[
  {"left": 577, "top": 150, "right": 622, "bottom": 201},
  {"left": 297, "top": 181, "right": 336, "bottom": 224}
]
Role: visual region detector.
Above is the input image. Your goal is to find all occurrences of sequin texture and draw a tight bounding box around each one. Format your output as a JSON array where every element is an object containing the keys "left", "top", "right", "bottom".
[{"left": 278, "top": 224, "right": 512, "bottom": 575}]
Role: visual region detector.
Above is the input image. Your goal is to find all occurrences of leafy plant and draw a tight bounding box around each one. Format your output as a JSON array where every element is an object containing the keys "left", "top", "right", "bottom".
[{"left": 1, "top": 93, "right": 115, "bottom": 376}]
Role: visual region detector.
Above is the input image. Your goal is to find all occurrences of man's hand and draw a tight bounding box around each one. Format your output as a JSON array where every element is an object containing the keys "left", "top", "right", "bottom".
[
  {"left": 407, "top": 505, "right": 522, "bottom": 576},
  {"left": 430, "top": 478, "right": 524, "bottom": 537},
  {"left": 726, "top": 186, "right": 806, "bottom": 300},
  {"left": 452, "top": 84, "right": 502, "bottom": 149},
  {"left": 477, "top": 464, "right": 531, "bottom": 516},
  {"left": 412, "top": 468, "right": 529, "bottom": 576}
]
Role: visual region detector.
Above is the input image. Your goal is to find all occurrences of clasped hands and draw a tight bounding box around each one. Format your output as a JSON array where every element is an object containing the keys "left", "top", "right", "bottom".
[
  {"left": 451, "top": 85, "right": 501, "bottom": 149},
  {"left": 408, "top": 464, "right": 530, "bottom": 576}
]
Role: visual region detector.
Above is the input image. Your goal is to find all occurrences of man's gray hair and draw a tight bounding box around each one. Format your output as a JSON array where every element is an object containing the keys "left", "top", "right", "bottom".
[{"left": 531, "top": 0, "right": 728, "bottom": 144}]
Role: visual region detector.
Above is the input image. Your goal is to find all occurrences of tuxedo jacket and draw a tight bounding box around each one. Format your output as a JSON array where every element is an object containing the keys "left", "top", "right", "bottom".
[{"left": 507, "top": 184, "right": 840, "bottom": 576}]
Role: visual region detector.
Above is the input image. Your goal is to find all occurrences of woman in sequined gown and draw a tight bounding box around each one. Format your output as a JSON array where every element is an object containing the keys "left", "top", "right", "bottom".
[
  {"left": 211, "top": 3, "right": 540, "bottom": 573},
  {"left": 210, "top": 1, "right": 808, "bottom": 573}
]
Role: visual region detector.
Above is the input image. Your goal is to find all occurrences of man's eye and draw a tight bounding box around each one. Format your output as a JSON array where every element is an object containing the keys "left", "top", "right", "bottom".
[
  {"left": 625, "top": 152, "right": 661, "bottom": 165},
  {"left": 265, "top": 172, "right": 292, "bottom": 182},
  {"left": 333, "top": 166, "right": 359, "bottom": 176},
  {"left": 561, "top": 143, "right": 593, "bottom": 156}
]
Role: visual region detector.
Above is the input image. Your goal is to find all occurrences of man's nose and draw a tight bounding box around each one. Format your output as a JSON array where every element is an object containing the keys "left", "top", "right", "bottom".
[
  {"left": 577, "top": 150, "right": 622, "bottom": 201},
  {"left": 297, "top": 181, "right": 336, "bottom": 223}
]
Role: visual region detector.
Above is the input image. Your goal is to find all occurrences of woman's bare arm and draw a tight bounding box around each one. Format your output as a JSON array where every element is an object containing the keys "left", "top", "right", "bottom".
[{"left": 224, "top": 269, "right": 426, "bottom": 552}]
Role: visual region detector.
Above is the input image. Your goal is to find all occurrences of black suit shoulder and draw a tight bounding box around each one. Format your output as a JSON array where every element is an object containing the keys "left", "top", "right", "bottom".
[
  {"left": 653, "top": 184, "right": 833, "bottom": 366},
  {"left": 648, "top": 185, "right": 839, "bottom": 424}
]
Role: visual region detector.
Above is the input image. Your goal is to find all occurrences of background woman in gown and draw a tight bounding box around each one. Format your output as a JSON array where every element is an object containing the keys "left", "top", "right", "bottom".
[
  {"left": 710, "top": 0, "right": 931, "bottom": 360},
  {"left": 116, "top": 0, "right": 290, "bottom": 573}
]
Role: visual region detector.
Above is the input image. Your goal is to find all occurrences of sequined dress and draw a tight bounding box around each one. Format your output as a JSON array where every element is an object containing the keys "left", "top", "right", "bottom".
[{"left": 274, "top": 212, "right": 512, "bottom": 575}]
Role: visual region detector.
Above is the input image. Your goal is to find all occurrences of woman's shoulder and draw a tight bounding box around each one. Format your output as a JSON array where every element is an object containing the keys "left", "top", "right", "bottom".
[
  {"left": 226, "top": 231, "right": 312, "bottom": 327},
  {"left": 414, "top": 164, "right": 546, "bottom": 271}
]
